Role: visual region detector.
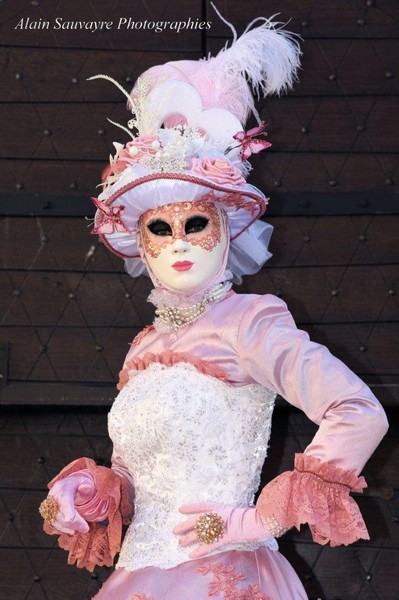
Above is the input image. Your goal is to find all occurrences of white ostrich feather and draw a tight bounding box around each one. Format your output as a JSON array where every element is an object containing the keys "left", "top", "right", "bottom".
[{"left": 205, "top": 4, "right": 302, "bottom": 122}]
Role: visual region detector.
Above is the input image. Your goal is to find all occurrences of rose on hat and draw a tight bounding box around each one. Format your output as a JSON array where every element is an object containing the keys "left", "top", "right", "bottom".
[{"left": 191, "top": 158, "right": 246, "bottom": 188}]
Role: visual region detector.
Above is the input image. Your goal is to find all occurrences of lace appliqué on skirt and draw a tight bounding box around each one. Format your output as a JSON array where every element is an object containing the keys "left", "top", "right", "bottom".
[{"left": 196, "top": 562, "right": 274, "bottom": 599}]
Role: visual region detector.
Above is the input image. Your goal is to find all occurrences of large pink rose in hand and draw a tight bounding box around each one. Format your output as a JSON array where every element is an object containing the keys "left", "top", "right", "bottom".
[{"left": 191, "top": 157, "right": 246, "bottom": 187}]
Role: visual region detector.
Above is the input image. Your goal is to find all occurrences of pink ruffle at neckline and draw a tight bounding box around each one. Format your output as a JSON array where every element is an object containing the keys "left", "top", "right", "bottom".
[
  {"left": 117, "top": 350, "right": 229, "bottom": 391},
  {"left": 256, "top": 453, "right": 369, "bottom": 547}
]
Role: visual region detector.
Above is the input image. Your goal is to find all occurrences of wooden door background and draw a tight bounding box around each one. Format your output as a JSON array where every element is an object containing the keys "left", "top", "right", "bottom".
[{"left": 0, "top": 1, "right": 398, "bottom": 599}]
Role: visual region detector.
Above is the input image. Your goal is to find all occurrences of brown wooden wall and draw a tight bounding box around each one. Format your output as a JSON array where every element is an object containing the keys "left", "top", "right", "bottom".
[
  {"left": 0, "top": 0, "right": 398, "bottom": 406},
  {"left": 0, "top": 3, "right": 398, "bottom": 600}
]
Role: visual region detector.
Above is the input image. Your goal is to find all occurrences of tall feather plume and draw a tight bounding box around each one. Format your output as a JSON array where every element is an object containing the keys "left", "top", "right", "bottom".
[
  {"left": 201, "top": 5, "right": 302, "bottom": 123},
  {"left": 131, "top": 6, "right": 301, "bottom": 128}
]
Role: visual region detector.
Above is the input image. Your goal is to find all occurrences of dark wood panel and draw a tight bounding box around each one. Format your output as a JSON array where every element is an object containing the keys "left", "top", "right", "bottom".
[
  {"left": 2, "top": 191, "right": 398, "bottom": 218},
  {"left": 0, "top": 0, "right": 203, "bottom": 51},
  {"left": 4, "top": 155, "right": 398, "bottom": 195},
  {"left": 205, "top": 0, "right": 399, "bottom": 39},
  {"left": 1, "top": 216, "right": 398, "bottom": 270},
  {"left": 1, "top": 265, "right": 397, "bottom": 327},
  {"left": 2, "top": 98, "right": 398, "bottom": 164},
  {"left": 206, "top": 38, "right": 399, "bottom": 97},
  {"left": 259, "top": 96, "right": 398, "bottom": 154},
  {"left": 0, "top": 382, "right": 118, "bottom": 406},
  {"left": 300, "top": 322, "right": 399, "bottom": 379},
  {"left": 0, "top": 158, "right": 102, "bottom": 195},
  {"left": 252, "top": 151, "right": 399, "bottom": 194},
  {"left": 2, "top": 40, "right": 398, "bottom": 103},
  {"left": 0, "top": 216, "right": 126, "bottom": 272},
  {"left": 296, "top": 39, "right": 398, "bottom": 96},
  {"left": 242, "top": 265, "right": 399, "bottom": 325},
  {"left": 1, "top": 102, "right": 131, "bottom": 161},
  {"left": 267, "top": 216, "right": 399, "bottom": 268},
  {"left": 1, "top": 325, "right": 133, "bottom": 382},
  {"left": 0, "top": 48, "right": 201, "bottom": 103},
  {"left": 0, "top": 271, "right": 153, "bottom": 327}
]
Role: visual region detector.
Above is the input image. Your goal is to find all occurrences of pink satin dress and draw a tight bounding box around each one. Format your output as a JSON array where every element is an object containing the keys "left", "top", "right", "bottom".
[{"left": 83, "top": 292, "right": 387, "bottom": 600}]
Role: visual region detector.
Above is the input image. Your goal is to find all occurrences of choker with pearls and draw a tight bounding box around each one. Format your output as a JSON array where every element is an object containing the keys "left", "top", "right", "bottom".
[{"left": 149, "top": 281, "right": 232, "bottom": 334}]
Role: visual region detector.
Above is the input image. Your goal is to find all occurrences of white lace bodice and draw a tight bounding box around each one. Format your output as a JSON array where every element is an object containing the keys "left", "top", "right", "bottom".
[{"left": 108, "top": 362, "right": 276, "bottom": 571}]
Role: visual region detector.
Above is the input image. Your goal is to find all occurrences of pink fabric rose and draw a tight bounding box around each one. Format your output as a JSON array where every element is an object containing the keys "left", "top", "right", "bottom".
[
  {"left": 102, "top": 136, "right": 160, "bottom": 183},
  {"left": 125, "top": 135, "right": 160, "bottom": 161},
  {"left": 191, "top": 157, "right": 245, "bottom": 187}
]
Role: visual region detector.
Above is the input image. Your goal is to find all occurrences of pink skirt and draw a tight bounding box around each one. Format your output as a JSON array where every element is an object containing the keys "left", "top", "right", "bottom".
[{"left": 93, "top": 548, "right": 308, "bottom": 600}]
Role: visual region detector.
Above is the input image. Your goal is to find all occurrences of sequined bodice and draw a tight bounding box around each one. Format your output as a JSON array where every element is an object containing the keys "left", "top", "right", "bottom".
[{"left": 108, "top": 362, "right": 276, "bottom": 571}]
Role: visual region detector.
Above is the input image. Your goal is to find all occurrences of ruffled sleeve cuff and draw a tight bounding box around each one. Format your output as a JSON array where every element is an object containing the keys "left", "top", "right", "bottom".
[
  {"left": 43, "top": 457, "right": 133, "bottom": 572},
  {"left": 256, "top": 453, "right": 369, "bottom": 547}
]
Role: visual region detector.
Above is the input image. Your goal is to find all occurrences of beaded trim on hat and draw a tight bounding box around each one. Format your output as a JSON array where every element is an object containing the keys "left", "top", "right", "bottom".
[{"left": 149, "top": 280, "right": 232, "bottom": 334}]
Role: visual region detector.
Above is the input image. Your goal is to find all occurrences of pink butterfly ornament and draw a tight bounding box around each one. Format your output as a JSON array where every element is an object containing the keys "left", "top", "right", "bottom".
[
  {"left": 91, "top": 197, "right": 129, "bottom": 235},
  {"left": 233, "top": 121, "right": 272, "bottom": 160}
]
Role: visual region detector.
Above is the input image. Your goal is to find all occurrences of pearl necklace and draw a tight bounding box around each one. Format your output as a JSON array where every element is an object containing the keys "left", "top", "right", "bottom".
[{"left": 153, "top": 281, "right": 232, "bottom": 333}]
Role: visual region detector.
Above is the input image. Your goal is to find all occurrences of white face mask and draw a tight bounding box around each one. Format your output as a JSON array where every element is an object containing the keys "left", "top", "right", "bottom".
[{"left": 140, "top": 199, "right": 228, "bottom": 295}]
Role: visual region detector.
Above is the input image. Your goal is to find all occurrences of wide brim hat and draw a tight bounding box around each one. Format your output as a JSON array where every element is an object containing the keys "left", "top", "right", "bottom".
[
  {"left": 89, "top": 11, "right": 300, "bottom": 279},
  {"left": 94, "top": 162, "right": 267, "bottom": 260}
]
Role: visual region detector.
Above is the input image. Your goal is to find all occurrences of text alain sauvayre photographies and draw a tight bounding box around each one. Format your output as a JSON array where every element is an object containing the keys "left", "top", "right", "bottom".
[{"left": 14, "top": 16, "right": 212, "bottom": 34}]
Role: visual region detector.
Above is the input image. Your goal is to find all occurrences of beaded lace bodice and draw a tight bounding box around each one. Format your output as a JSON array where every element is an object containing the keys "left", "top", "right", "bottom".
[{"left": 108, "top": 362, "right": 276, "bottom": 572}]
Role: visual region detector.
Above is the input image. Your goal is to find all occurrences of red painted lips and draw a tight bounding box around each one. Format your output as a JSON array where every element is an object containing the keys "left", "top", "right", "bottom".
[{"left": 172, "top": 261, "right": 193, "bottom": 271}]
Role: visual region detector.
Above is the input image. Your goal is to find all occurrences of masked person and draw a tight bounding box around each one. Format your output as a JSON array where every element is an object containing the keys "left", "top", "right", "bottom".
[{"left": 39, "top": 12, "right": 388, "bottom": 600}]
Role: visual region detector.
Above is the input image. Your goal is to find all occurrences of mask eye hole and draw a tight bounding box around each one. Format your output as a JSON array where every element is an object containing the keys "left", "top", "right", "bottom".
[
  {"left": 147, "top": 220, "right": 172, "bottom": 236},
  {"left": 185, "top": 216, "right": 209, "bottom": 234}
]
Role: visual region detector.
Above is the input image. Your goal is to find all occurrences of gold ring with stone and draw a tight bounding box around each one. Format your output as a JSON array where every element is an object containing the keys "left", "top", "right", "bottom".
[
  {"left": 39, "top": 495, "right": 59, "bottom": 523},
  {"left": 195, "top": 512, "right": 225, "bottom": 544}
]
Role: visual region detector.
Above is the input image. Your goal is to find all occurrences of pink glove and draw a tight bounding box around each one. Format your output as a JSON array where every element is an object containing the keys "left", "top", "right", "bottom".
[
  {"left": 173, "top": 501, "right": 271, "bottom": 559},
  {"left": 48, "top": 470, "right": 109, "bottom": 535}
]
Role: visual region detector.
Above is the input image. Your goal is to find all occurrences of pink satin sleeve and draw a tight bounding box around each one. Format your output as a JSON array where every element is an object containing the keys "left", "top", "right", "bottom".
[
  {"left": 236, "top": 294, "right": 388, "bottom": 472},
  {"left": 236, "top": 294, "right": 388, "bottom": 546}
]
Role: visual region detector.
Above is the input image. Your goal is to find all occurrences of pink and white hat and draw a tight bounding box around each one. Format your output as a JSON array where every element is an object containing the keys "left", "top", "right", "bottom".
[{"left": 90, "top": 9, "right": 301, "bottom": 280}]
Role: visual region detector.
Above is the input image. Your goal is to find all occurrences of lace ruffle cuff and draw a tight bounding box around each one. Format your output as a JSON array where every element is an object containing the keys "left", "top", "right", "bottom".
[
  {"left": 44, "top": 457, "right": 133, "bottom": 572},
  {"left": 256, "top": 453, "right": 369, "bottom": 546}
]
